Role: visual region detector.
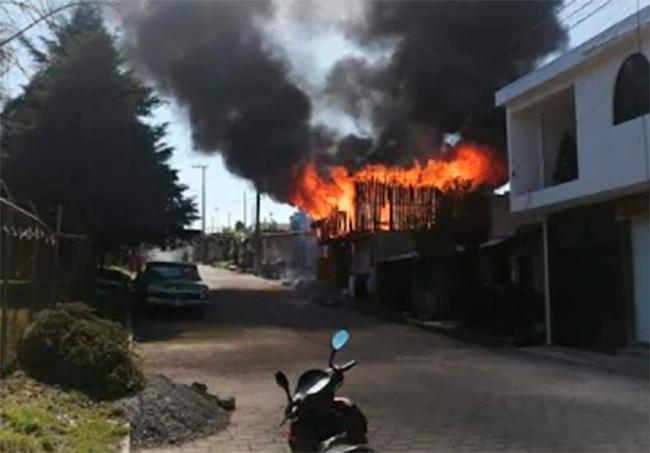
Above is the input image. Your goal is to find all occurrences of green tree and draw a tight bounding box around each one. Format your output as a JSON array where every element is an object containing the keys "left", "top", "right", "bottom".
[{"left": 1, "top": 4, "right": 197, "bottom": 252}]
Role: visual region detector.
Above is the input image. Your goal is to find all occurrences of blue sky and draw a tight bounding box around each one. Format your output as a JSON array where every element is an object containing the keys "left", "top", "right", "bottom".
[{"left": 4, "top": 0, "right": 648, "bottom": 230}]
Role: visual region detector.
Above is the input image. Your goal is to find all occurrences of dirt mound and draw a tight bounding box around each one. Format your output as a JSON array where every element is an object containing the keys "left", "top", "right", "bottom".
[{"left": 117, "top": 374, "right": 233, "bottom": 448}]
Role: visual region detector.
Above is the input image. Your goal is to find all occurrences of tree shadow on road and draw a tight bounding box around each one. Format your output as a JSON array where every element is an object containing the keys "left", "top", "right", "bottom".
[{"left": 133, "top": 286, "right": 384, "bottom": 343}]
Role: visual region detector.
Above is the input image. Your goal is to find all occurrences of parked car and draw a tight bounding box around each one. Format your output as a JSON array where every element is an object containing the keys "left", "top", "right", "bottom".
[
  {"left": 134, "top": 261, "right": 210, "bottom": 310},
  {"left": 95, "top": 267, "right": 132, "bottom": 296}
]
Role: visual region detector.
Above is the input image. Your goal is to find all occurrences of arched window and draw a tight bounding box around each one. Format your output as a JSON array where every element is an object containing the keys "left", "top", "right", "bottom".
[{"left": 613, "top": 53, "right": 650, "bottom": 125}]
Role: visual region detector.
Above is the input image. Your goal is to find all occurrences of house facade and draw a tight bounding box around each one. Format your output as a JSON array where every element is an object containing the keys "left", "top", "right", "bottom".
[{"left": 496, "top": 8, "right": 649, "bottom": 350}]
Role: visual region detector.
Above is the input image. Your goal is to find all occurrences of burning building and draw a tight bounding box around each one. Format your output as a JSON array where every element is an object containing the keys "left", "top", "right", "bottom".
[
  {"left": 285, "top": 142, "right": 506, "bottom": 303},
  {"left": 289, "top": 143, "right": 505, "bottom": 240}
]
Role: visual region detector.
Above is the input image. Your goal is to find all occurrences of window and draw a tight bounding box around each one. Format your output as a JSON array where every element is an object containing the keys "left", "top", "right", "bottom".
[
  {"left": 146, "top": 263, "right": 201, "bottom": 281},
  {"left": 553, "top": 132, "right": 578, "bottom": 184},
  {"left": 613, "top": 53, "right": 650, "bottom": 125}
]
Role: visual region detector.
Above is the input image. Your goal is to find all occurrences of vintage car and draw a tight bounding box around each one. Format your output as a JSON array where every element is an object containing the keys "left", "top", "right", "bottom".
[{"left": 135, "top": 261, "right": 210, "bottom": 309}]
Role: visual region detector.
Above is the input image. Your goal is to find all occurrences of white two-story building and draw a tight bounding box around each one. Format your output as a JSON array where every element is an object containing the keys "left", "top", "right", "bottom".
[{"left": 496, "top": 8, "right": 649, "bottom": 351}]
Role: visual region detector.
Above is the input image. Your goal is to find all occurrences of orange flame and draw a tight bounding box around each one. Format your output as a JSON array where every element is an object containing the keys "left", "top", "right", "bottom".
[{"left": 289, "top": 142, "right": 506, "bottom": 223}]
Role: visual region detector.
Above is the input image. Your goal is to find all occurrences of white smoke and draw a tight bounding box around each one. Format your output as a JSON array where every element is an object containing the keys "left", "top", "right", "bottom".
[{"left": 146, "top": 246, "right": 194, "bottom": 263}]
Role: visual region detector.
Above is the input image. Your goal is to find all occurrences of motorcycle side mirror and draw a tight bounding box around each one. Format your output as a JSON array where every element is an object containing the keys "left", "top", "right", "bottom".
[
  {"left": 274, "top": 371, "right": 291, "bottom": 402},
  {"left": 331, "top": 329, "right": 350, "bottom": 352}
]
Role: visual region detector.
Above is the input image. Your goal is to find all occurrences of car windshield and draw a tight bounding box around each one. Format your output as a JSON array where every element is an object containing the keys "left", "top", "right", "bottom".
[{"left": 147, "top": 264, "right": 200, "bottom": 281}]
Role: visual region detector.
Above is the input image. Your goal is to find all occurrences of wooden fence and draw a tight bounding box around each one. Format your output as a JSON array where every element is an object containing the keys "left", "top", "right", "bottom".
[{"left": 0, "top": 197, "right": 93, "bottom": 372}]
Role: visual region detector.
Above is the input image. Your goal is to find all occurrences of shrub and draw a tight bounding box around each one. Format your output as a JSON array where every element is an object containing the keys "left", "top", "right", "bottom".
[
  {"left": 17, "top": 303, "right": 144, "bottom": 399},
  {"left": 0, "top": 430, "right": 41, "bottom": 453}
]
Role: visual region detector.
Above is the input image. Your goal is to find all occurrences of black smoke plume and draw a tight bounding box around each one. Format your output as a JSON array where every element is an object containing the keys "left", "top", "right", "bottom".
[
  {"left": 123, "top": 0, "right": 311, "bottom": 200},
  {"left": 123, "top": 1, "right": 567, "bottom": 202},
  {"left": 328, "top": 0, "right": 568, "bottom": 162}
]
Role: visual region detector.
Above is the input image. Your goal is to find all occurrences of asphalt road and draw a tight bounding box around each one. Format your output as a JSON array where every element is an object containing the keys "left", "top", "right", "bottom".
[{"left": 135, "top": 266, "right": 649, "bottom": 452}]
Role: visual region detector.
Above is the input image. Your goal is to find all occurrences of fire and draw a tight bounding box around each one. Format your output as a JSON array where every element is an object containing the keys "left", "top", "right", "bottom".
[
  {"left": 288, "top": 163, "right": 355, "bottom": 220},
  {"left": 289, "top": 142, "right": 506, "bottom": 233}
]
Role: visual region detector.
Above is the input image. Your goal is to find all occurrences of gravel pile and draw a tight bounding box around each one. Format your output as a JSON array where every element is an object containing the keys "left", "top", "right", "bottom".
[{"left": 117, "top": 374, "right": 234, "bottom": 448}]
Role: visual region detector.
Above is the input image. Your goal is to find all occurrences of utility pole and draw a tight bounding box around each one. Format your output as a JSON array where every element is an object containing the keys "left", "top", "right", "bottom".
[
  {"left": 255, "top": 191, "right": 261, "bottom": 235},
  {"left": 192, "top": 164, "right": 208, "bottom": 262},
  {"left": 192, "top": 165, "right": 208, "bottom": 234},
  {"left": 243, "top": 191, "right": 247, "bottom": 227},
  {"left": 214, "top": 207, "right": 219, "bottom": 232},
  {"left": 254, "top": 190, "right": 261, "bottom": 273}
]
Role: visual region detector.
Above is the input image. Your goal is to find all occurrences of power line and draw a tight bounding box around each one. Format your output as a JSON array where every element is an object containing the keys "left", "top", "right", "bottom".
[
  {"left": 564, "top": 0, "right": 615, "bottom": 30},
  {"left": 588, "top": 1, "right": 638, "bottom": 40},
  {"left": 503, "top": 0, "right": 618, "bottom": 57},
  {"left": 551, "top": 0, "right": 587, "bottom": 20},
  {"left": 559, "top": 0, "right": 596, "bottom": 24},
  {"left": 558, "top": 0, "right": 643, "bottom": 118},
  {"left": 561, "top": 0, "right": 583, "bottom": 13},
  {"left": 502, "top": 0, "right": 583, "bottom": 53}
]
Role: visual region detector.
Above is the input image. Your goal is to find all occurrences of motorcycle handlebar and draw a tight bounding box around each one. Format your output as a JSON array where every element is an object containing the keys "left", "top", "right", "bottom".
[
  {"left": 329, "top": 346, "right": 356, "bottom": 372},
  {"left": 338, "top": 360, "right": 356, "bottom": 372}
]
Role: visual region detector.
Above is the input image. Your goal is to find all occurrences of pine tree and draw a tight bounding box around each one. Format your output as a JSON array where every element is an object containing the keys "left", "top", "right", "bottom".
[{"left": 2, "top": 4, "right": 197, "bottom": 251}]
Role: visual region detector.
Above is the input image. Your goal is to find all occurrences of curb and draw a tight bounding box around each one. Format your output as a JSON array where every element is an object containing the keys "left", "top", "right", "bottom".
[
  {"left": 402, "top": 316, "right": 519, "bottom": 348},
  {"left": 119, "top": 431, "right": 131, "bottom": 453},
  {"left": 340, "top": 297, "right": 518, "bottom": 347},
  {"left": 340, "top": 298, "right": 648, "bottom": 380},
  {"left": 515, "top": 346, "right": 649, "bottom": 380},
  {"left": 402, "top": 314, "right": 648, "bottom": 379},
  {"left": 121, "top": 299, "right": 134, "bottom": 452}
]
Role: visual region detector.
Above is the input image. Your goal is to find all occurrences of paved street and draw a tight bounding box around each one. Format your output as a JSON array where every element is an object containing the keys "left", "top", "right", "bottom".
[{"left": 135, "top": 267, "right": 649, "bottom": 452}]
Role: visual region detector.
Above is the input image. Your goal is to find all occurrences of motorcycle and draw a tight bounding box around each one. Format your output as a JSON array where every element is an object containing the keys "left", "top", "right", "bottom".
[{"left": 274, "top": 329, "right": 373, "bottom": 453}]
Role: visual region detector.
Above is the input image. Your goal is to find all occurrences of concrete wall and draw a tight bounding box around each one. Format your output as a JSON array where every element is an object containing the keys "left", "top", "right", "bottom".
[
  {"left": 372, "top": 231, "right": 417, "bottom": 263},
  {"left": 508, "top": 106, "right": 542, "bottom": 195},
  {"left": 351, "top": 239, "right": 373, "bottom": 274},
  {"left": 506, "top": 33, "right": 649, "bottom": 214},
  {"left": 489, "top": 195, "right": 518, "bottom": 239}
]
